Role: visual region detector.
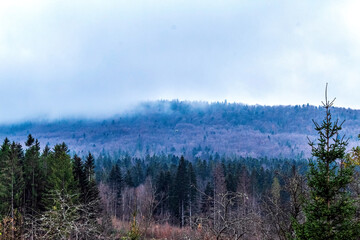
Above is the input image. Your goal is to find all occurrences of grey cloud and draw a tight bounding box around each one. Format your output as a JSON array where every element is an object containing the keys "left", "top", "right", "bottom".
[{"left": 0, "top": 0, "right": 359, "bottom": 123}]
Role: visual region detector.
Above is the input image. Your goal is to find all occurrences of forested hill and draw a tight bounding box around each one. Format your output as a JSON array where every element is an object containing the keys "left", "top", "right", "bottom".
[{"left": 0, "top": 100, "right": 359, "bottom": 159}]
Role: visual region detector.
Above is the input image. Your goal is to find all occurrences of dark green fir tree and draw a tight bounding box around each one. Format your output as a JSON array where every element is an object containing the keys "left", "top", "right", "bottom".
[
  {"left": 108, "top": 164, "right": 122, "bottom": 217},
  {"left": 23, "top": 135, "right": 45, "bottom": 213},
  {"left": 0, "top": 138, "right": 12, "bottom": 217},
  {"left": 294, "top": 86, "right": 360, "bottom": 240},
  {"left": 72, "top": 154, "right": 87, "bottom": 203},
  {"left": 84, "top": 153, "right": 100, "bottom": 206},
  {"left": 156, "top": 170, "right": 171, "bottom": 216},
  {"left": 0, "top": 140, "right": 24, "bottom": 239},
  {"left": 124, "top": 169, "right": 134, "bottom": 187},
  {"left": 188, "top": 163, "right": 197, "bottom": 226},
  {"left": 108, "top": 164, "right": 123, "bottom": 195},
  {"left": 46, "top": 143, "right": 75, "bottom": 195},
  {"left": 173, "top": 156, "right": 190, "bottom": 227}
]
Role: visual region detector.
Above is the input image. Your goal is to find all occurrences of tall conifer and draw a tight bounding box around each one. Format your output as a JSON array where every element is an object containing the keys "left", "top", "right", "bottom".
[
  {"left": 294, "top": 86, "right": 360, "bottom": 239},
  {"left": 23, "top": 135, "right": 44, "bottom": 213},
  {"left": 84, "top": 153, "right": 100, "bottom": 207},
  {"left": 108, "top": 164, "right": 122, "bottom": 217},
  {"left": 73, "top": 154, "right": 87, "bottom": 203},
  {"left": 173, "top": 156, "right": 189, "bottom": 227}
]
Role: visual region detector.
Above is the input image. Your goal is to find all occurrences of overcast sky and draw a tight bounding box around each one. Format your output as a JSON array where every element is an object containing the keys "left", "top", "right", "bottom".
[{"left": 1, "top": 0, "right": 360, "bottom": 123}]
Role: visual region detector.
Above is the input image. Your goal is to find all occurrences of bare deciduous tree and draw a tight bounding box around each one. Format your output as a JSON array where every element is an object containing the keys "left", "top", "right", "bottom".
[
  {"left": 26, "top": 191, "right": 107, "bottom": 240},
  {"left": 196, "top": 187, "right": 256, "bottom": 240}
]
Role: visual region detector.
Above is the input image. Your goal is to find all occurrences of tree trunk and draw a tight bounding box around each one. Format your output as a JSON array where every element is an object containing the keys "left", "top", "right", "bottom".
[
  {"left": 189, "top": 198, "right": 192, "bottom": 227},
  {"left": 181, "top": 200, "right": 184, "bottom": 227}
]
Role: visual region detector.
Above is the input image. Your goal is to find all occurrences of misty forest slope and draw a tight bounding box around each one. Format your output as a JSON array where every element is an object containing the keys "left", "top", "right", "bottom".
[{"left": 1, "top": 100, "right": 359, "bottom": 158}]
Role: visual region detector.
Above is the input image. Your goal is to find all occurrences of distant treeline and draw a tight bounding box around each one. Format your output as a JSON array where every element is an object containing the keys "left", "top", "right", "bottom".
[
  {"left": 0, "top": 100, "right": 359, "bottom": 158},
  {"left": 95, "top": 151, "right": 308, "bottom": 198}
]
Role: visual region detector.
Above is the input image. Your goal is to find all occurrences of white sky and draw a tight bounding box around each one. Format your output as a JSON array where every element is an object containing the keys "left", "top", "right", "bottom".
[{"left": 0, "top": 0, "right": 360, "bottom": 122}]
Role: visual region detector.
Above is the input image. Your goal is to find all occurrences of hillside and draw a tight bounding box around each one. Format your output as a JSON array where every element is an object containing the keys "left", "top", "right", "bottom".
[{"left": 0, "top": 100, "right": 359, "bottom": 158}]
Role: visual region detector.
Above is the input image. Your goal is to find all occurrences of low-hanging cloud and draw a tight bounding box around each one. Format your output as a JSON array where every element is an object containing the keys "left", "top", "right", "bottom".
[{"left": 0, "top": 0, "right": 359, "bottom": 123}]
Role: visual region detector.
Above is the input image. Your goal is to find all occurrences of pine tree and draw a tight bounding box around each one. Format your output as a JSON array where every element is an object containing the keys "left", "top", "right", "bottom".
[{"left": 294, "top": 87, "right": 360, "bottom": 240}]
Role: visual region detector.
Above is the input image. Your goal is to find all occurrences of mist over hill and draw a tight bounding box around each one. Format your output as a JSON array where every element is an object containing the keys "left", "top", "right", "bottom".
[{"left": 0, "top": 100, "right": 359, "bottom": 159}]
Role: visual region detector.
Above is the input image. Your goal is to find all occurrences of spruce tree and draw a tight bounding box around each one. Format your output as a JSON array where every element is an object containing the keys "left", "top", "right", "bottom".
[
  {"left": 9, "top": 142, "right": 24, "bottom": 219},
  {"left": 72, "top": 154, "right": 87, "bottom": 203},
  {"left": 173, "top": 156, "right": 190, "bottom": 227},
  {"left": 0, "top": 140, "right": 24, "bottom": 239},
  {"left": 188, "top": 163, "right": 197, "bottom": 226},
  {"left": 23, "top": 135, "right": 45, "bottom": 213},
  {"left": 84, "top": 153, "right": 100, "bottom": 207},
  {"left": 84, "top": 153, "right": 95, "bottom": 183},
  {"left": 156, "top": 170, "right": 171, "bottom": 216},
  {"left": 133, "top": 160, "right": 145, "bottom": 186},
  {"left": 41, "top": 143, "right": 76, "bottom": 214},
  {"left": 47, "top": 143, "right": 75, "bottom": 194},
  {"left": 23, "top": 135, "right": 46, "bottom": 239},
  {"left": 124, "top": 169, "right": 134, "bottom": 187},
  {"left": 108, "top": 164, "right": 122, "bottom": 195},
  {"left": 108, "top": 164, "right": 122, "bottom": 217},
  {"left": 0, "top": 138, "right": 11, "bottom": 217},
  {"left": 294, "top": 87, "right": 360, "bottom": 240},
  {"left": 41, "top": 144, "right": 51, "bottom": 177}
]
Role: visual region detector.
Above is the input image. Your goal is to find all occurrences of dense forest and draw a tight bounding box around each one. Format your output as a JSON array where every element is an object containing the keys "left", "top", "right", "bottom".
[
  {"left": 95, "top": 152, "right": 308, "bottom": 239},
  {"left": 0, "top": 133, "right": 309, "bottom": 239},
  {"left": 1, "top": 98, "right": 360, "bottom": 239},
  {"left": 0, "top": 135, "right": 109, "bottom": 239},
  {"left": 1, "top": 100, "right": 360, "bottom": 159}
]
